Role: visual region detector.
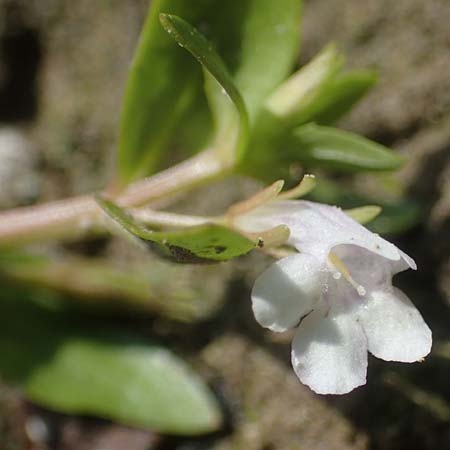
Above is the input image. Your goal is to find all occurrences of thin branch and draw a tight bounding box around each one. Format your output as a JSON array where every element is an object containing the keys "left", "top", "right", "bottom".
[
  {"left": 131, "top": 209, "right": 211, "bottom": 228},
  {"left": 0, "top": 150, "right": 227, "bottom": 247},
  {"left": 117, "top": 149, "right": 226, "bottom": 206}
]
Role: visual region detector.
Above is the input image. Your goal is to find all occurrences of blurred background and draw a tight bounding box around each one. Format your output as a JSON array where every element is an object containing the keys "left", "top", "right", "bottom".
[{"left": 0, "top": 0, "right": 450, "bottom": 449}]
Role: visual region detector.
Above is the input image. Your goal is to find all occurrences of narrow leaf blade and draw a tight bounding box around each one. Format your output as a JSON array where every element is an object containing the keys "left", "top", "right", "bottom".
[
  {"left": 312, "top": 70, "right": 378, "bottom": 124},
  {"left": 289, "top": 124, "right": 405, "bottom": 172},
  {"left": 266, "top": 44, "right": 344, "bottom": 124}
]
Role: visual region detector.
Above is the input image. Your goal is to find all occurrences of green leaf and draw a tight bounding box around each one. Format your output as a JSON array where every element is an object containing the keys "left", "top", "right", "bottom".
[
  {"left": 288, "top": 123, "right": 405, "bottom": 172},
  {"left": 230, "top": 0, "right": 303, "bottom": 121},
  {"left": 0, "top": 294, "right": 222, "bottom": 435},
  {"left": 160, "top": 14, "right": 249, "bottom": 163},
  {"left": 117, "top": 0, "right": 303, "bottom": 184},
  {"left": 160, "top": 15, "right": 247, "bottom": 130},
  {"left": 151, "top": 224, "right": 258, "bottom": 262},
  {"left": 97, "top": 197, "right": 256, "bottom": 263},
  {"left": 160, "top": 1, "right": 303, "bottom": 124},
  {"left": 117, "top": 0, "right": 206, "bottom": 185},
  {"left": 265, "top": 44, "right": 344, "bottom": 125},
  {"left": 312, "top": 70, "right": 378, "bottom": 124}
]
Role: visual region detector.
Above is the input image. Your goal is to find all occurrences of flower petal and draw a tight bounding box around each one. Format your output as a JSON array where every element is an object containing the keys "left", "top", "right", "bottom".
[
  {"left": 251, "top": 253, "right": 323, "bottom": 332},
  {"left": 238, "top": 200, "right": 402, "bottom": 262},
  {"left": 291, "top": 309, "right": 368, "bottom": 394},
  {"left": 359, "top": 288, "right": 432, "bottom": 362},
  {"left": 333, "top": 243, "right": 410, "bottom": 292},
  {"left": 398, "top": 249, "right": 417, "bottom": 271}
]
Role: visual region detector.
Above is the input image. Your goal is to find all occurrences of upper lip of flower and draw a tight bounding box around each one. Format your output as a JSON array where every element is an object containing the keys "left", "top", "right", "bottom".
[
  {"left": 240, "top": 199, "right": 431, "bottom": 395},
  {"left": 237, "top": 199, "right": 415, "bottom": 267}
]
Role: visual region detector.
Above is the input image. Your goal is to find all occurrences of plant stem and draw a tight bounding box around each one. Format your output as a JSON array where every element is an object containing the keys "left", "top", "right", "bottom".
[
  {"left": 0, "top": 196, "right": 100, "bottom": 248},
  {"left": 0, "top": 150, "right": 227, "bottom": 248},
  {"left": 117, "top": 149, "right": 225, "bottom": 206},
  {"left": 131, "top": 209, "right": 211, "bottom": 228}
]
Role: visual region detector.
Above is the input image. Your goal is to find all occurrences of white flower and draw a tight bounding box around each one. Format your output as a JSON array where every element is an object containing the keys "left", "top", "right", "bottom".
[{"left": 237, "top": 200, "right": 432, "bottom": 395}]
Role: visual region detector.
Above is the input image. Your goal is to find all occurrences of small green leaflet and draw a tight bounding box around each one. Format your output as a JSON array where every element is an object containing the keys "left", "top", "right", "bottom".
[{"left": 96, "top": 197, "right": 256, "bottom": 263}]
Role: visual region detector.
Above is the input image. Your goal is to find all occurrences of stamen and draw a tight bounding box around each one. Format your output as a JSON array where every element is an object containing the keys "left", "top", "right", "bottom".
[
  {"left": 328, "top": 252, "right": 366, "bottom": 297},
  {"left": 357, "top": 286, "right": 366, "bottom": 296}
]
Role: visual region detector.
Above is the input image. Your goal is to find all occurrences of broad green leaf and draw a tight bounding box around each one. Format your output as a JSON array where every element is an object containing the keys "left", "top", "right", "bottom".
[
  {"left": 0, "top": 293, "right": 222, "bottom": 435},
  {"left": 230, "top": 0, "right": 303, "bottom": 121},
  {"left": 117, "top": 0, "right": 303, "bottom": 184},
  {"left": 160, "top": 14, "right": 249, "bottom": 162},
  {"left": 117, "top": 0, "right": 206, "bottom": 185},
  {"left": 312, "top": 70, "right": 378, "bottom": 124},
  {"left": 97, "top": 197, "right": 256, "bottom": 263},
  {"left": 265, "top": 44, "right": 344, "bottom": 125},
  {"left": 288, "top": 123, "right": 404, "bottom": 172}
]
